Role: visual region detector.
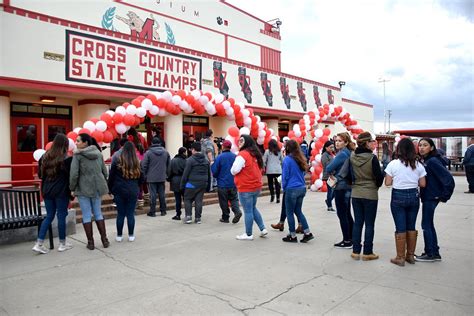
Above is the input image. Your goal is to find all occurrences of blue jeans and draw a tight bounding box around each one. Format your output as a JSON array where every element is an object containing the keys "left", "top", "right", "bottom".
[
  {"left": 38, "top": 197, "right": 69, "bottom": 241},
  {"left": 78, "top": 192, "right": 103, "bottom": 223},
  {"left": 421, "top": 200, "right": 440, "bottom": 256},
  {"left": 114, "top": 194, "right": 137, "bottom": 236},
  {"left": 334, "top": 189, "right": 353, "bottom": 241},
  {"left": 390, "top": 188, "right": 420, "bottom": 233},
  {"left": 325, "top": 182, "right": 334, "bottom": 208},
  {"left": 352, "top": 198, "right": 378, "bottom": 254},
  {"left": 148, "top": 182, "right": 166, "bottom": 214},
  {"left": 238, "top": 190, "right": 265, "bottom": 236},
  {"left": 285, "top": 187, "right": 309, "bottom": 235}
]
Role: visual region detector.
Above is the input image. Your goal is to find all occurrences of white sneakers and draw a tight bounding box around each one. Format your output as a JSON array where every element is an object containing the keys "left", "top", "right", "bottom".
[
  {"left": 260, "top": 229, "right": 268, "bottom": 237},
  {"left": 58, "top": 241, "right": 73, "bottom": 252},
  {"left": 32, "top": 242, "right": 49, "bottom": 254},
  {"left": 116, "top": 235, "right": 135, "bottom": 242},
  {"left": 236, "top": 233, "right": 254, "bottom": 240}
]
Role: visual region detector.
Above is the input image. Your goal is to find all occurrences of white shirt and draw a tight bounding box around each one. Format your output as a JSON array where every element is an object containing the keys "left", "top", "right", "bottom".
[{"left": 385, "top": 159, "right": 426, "bottom": 189}]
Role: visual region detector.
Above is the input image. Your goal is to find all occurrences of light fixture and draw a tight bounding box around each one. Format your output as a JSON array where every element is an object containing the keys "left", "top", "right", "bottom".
[
  {"left": 338, "top": 81, "right": 346, "bottom": 89},
  {"left": 40, "top": 96, "right": 56, "bottom": 103},
  {"left": 266, "top": 18, "right": 282, "bottom": 33}
]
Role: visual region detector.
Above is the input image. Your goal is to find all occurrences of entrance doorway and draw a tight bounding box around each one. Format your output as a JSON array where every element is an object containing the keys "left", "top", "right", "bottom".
[
  {"left": 10, "top": 103, "right": 72, "bottom": 181},
  {"left": 183, "top": 116, "right": 209, "bottom": 143}
]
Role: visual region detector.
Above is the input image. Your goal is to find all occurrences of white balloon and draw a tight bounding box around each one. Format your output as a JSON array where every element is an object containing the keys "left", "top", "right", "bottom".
[
  {"left": 141, "top": 99, "right": 153, "bottom": 110},
  {"left": 207, "top": 107, "right": 217, "bottom": 115},
  {"left": 73, "top": 127, "right": 81, "bottom": 134},
  {"left": 240, "top": 127, "right": 250, "bottom": 135},
  {"left": 151, "top": 92, "right": 162, "bottom": 99},
  {"left": 222, "top": 100, "right": 231, "bottom": 110},
  {"left": 294, "top": 130, "right": 302, "bottom": 137},
  {"left": 310, "top": 167, "right": 314, "bottom": 173},
  {"left": 96, "top": 120, "right": 107, "bottom": 132},
  {"left": 268, "top": 128, "right": 274, "bottom": 136},
  {"left": 310, "top": 184, "right": 317, "bottom": 192},
  {"left": 68, "top": 138, "right": 76, "bottom": 151},
  {"left": 314, "top": 179, "right": 323, "bottom": 188},
  {"left": 191, "top": 89, "right": 201, "bottom": 100},
  {"left": 244, "top": 117, "right": 252, "bottom": 127},
  {"left": 214, "top": 93, "right": 225, "bottom": 104},
  {"left": 83, "top": 121, "right": 96, "bottom": 133},
  {"left": 150, "top": 105, "right": 159, "bottom": 115},
  {"left": 258, "top": 122, "right": 265, "bottom": 130},
  {"left": 105, "top": 110, "right": 115, "bottom": 117},
  {"left": 316, "top": 154, "right": 322, "bottom": 162},
  {"left": 162, "top": 90, "right": 173, "bottom": 101},
  {"left": 33, "top": 149, "right": 46, "bottom": 161},
  {"left": 315, "top": 129, "right": 323, "bottom": 138},
  {"left": 225, "top": 107, "right": 234, "bottom": 116},
  {"left": 395, "top": 136, "right": 401, "bottom": 142},
  {"left": 199, "top": 95, "right": 209, "bottom": 106},
  {"left": 293, "top": 124, "right": 300, "bottom": 132},
  {"left": 136, "top": 107, "right": 147, "bottom": 118},
  {"left": 241, "top": 109, "right": 250, "bottom": 118},
  {"left": 126, "top": 105, "right": 137, "bottom": 115},
  {"left": 179, "top": 100, "right": 189, "bottom": 110},
  {"left": 171, "top": 95, "right": 182, "bottom": 105},
  {"left": 115, "top": 106, "right": 126, "bottom": 115},
  {"left": 258, "top": 130, "right": 266, "bottom": 138},
  {"left": 158, "top": 108, "right": 168, "bottom": 116},
  {"left": 115, "top": 123, "right": 127, "bottom": 134}
]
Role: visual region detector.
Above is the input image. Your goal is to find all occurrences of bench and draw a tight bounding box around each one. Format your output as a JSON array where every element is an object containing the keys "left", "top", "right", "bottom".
[{"left": 0, "top": 187, "right": 54, "bottom": 249}]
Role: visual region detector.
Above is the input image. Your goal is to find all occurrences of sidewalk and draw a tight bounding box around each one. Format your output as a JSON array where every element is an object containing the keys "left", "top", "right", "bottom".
[{"left": 1, "top": 177, "right": 472, "bottom": 315}]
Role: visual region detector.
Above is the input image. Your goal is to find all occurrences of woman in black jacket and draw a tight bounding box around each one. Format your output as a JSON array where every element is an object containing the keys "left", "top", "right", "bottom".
[
  {"left": 168, "top": 147, "right": 187, "bottom": 220},
  {"left": 108, "top": 142, "right": 144, "bottom": 242},
  {"left": 33, "top": 134, "right": 73, "bottom": 254}
]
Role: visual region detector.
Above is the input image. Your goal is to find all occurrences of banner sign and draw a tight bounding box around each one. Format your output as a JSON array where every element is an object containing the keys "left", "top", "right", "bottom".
[{"left": 65, "top": 30, "right": 202, "bottom": 92}]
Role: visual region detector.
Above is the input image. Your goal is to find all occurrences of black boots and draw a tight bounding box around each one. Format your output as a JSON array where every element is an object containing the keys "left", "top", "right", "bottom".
[{"left": 95, "top": 220, "right": 110, "bottom": 248}]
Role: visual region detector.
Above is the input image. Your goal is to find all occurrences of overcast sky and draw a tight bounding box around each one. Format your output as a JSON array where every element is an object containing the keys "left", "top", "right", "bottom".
[{"left": 226, "top": 0, "right": 473, "bottom": 133}]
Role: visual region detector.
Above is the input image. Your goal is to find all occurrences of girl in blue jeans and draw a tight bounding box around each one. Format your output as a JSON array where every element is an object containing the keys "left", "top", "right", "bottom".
[
  {"left": 417, "top": 138, "right": 455, "bottom": 262},
  {"left": 385, "top": 138, "right": 426, "bottom": 266},
  {"left": 33, "top": 134, "right": 73, "bottom": 254},
  {"left": 281, "top": 140, "right": 313, "bottom": 243},
  {"left": 108, "top": 142, "right": 144, "bottom": 242}
]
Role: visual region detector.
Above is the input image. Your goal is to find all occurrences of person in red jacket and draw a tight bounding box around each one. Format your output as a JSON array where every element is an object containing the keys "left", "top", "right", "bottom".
[{"left": 231, "top": 134, "right": 268, "bottom": 240}]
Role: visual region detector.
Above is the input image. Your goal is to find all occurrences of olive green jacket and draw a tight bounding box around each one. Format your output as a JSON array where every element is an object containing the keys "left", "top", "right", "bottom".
[{"left": 70, "top": 146, "right": 108, "bottom": 198}]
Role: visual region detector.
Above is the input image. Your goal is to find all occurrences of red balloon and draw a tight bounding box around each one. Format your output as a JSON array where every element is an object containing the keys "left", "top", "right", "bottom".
[
  {"left": 122, "top": 102, "right": 130, "bottom": 108},
  {"left": 78, "top": 128, "right": 91, "bottom": 135},
  {"left": 288, "top": 131, "right": 295, "bottom": 139},
  {"left": 67, "top": 131, "right": 78, "bottom": 141},
  {"left": 323, "top": 128, "right": 331, "bottom": 136},
  {"left": 177, "top": 90, "right": 187, "bottom": 99},
  {"left": 132, "top": 99, "right": 141, "bottom": 108},
  {"left": 157, "top": 99, "right": 167, "bottom": 109},
  {"left": 107, "top": 127, "right": 118, "bottom": 139},
  {"left": 215, "top": 103, "right": 225, "bottom": 116},
  {"left": 103, "top": 130, "right": 114, "bottom": 143},
  {"left": 45, "top": 141, "right": 53, "bottom": 151},
  {"left": 165, "top": 101, "right": 175, "bottom": 113},
  {"left": 113, "top": 113, "right": 123, "bottom": 124},
  {"left": 123, "top": 114, "right": 136, "bottom": 126},
  {"left": 147, "top": 94, "right": 157, "bottom": 104},
  {"left": 90, "top": 117, "right": 99, "bottom": 124},
  {"left": 228, "top": 98, "right": 235, "bottom": 106},
  {"left": 91, "top": 130, "right": 104, "bottom": 143},
  {"left": 228, "top": 126, "right": 240, "bottom": 137},
  {"left": 233, "top": 105, "right": 241, "bottom": 115},
  {"left": 134, "top": 117, "right": 141, "bottom": 125},
  {"left": 321, "top": 182, "right": 328, "bottom": 192}
]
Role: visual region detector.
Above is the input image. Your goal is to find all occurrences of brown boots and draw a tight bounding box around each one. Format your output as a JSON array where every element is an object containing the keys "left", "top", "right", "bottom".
[
  {"left": 391, "top": 232, "right": 406, "bottom": 266},
  {"left": 406, "top": 230, "right": 418, "bottom": 264},
  {"left": 96, "top": 220, "right": 110, "bottom": 248},
  {"left": 271, "top": 222, "right": 284, "bottom": 231},
  {"left": 83, "top": 222, "right": 95, "bottom": 250},
  {"left": 295, "top": 224, "right": 303, "bottom": 234},
  {"left": 83, "top": 220, "right": 110, "bottom": 250}
]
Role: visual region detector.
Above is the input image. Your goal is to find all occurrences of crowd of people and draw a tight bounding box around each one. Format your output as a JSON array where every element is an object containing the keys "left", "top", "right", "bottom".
[{"left": 32, "top": 128, "right": 463, "bottom": 266}]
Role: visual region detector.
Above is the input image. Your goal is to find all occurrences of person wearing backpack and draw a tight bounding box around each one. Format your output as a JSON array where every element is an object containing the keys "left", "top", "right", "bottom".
[{"left": 416, "top": 138, "right": 455, "bottom": 262}]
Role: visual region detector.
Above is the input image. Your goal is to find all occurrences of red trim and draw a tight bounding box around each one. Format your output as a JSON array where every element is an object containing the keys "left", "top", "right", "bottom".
[
  {"left": 260, "top": 29, "right": 281, "bottom": 40},
  {"left": 78, "top": 99, "right": 111, "bottom": 106},
  {"left": 0, "top": 77, "right": 141, "bottom": 99},
  {"left": 341, "top": 98, "right": 373, "bottom": 108},
  {"left": 224, "top": 35, "right": 228, "bottom": 59},
  {"left": 0, "top": 90, "right": 10, "bottom": 97}
]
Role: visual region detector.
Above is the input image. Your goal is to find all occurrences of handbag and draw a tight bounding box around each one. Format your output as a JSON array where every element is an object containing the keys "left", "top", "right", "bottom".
[{"left": 327, "top": 176, "right": 337, "bottom": 188}]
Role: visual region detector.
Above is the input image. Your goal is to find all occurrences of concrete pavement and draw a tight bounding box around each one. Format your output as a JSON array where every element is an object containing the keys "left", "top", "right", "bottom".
[{"left": 1, "top": 177, "right": 473, "bottom": 315}]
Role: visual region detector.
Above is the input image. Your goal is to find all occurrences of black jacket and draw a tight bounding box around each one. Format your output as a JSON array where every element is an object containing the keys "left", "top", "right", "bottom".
[
  {"left": 420, "top": 155, "right": 455, "bottom": 202},
  {"left": 108, "top": 160, "right": 145, "bottom": 199},
  {"left": 180, "top": 153, "right": 211, "bottom": 191},
  {"left": 39, "top": 156, "right": 72, "bottom": 199},
  {"left": 167, "top": 154, "right": 187, "bottom": 192}
]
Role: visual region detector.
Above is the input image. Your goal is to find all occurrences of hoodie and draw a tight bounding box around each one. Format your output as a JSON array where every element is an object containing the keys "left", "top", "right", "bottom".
[
  {"left": 141, "top": 144, "right": 170, "bottom": 183},
  {"left": 180, "top": 153, "right": 211, "bottom": 190},
  {"left": 349, "top": 147, "right": 383, "bottom": 200},
  {"left": 211, "top": 150, "right": 236, "bottom": 188},
  {"left": 420, "top": 155, "right": 455, "bottom": 202},
  {"left": 69, "top": 145, "right": 109, "bottom": 198}
]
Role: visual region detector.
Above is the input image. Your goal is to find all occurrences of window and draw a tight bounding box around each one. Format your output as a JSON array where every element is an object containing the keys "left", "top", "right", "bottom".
[
  {"left": 48, "top": 126, "right": 66, "bottom": 142},
  {"left": 17, "top": 125, "right": 37, "bottom": 152}
]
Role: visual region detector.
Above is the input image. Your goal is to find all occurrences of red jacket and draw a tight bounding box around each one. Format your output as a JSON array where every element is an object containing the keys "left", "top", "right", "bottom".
[{"left": 233, "top": 150, "right": 263, "bottom": 192}]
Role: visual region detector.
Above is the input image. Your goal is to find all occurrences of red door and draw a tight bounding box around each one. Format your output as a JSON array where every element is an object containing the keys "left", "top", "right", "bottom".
[
  {"left": 11, "top": 117, "right": 72, "bottom": 181},
  {"left": 183, "top": 125, "right": 208, "bottom": 141}
]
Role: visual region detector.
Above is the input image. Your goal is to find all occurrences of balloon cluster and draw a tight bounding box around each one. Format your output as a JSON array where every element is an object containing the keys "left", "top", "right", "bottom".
[{"left": 33, "top": 89, "right": 276, "bottom": 160}]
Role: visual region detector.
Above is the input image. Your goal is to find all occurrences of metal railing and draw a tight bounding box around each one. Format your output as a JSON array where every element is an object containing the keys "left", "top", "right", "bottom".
[{"left": 0, "top": 164, "right": 41, "bottom": 187}]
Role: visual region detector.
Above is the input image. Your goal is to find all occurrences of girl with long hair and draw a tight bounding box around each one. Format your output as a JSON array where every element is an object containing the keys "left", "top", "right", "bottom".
[
  {"left": 231, "top": 135, "right": 268, "bottom": 240},
  {"left": 281, "top": 140, "right": 314, "bottom": 243},
  {"left": 416, "top": 138, "right": 455, "bottom": 262},
  {"left": 326, "top": 132, "right": 356, "bottom": 249},
  {"left": 385, "top": 138, "right": 426, "bottom": 266},
  {"left": 70, "top": 133, "right": 110, "bottom": 250},
  {"left": 263, "top": 139, "right": 283, "bottom": 203},
  {"left": 108, "top": 142, "right": 144, "bottom": 242},
  {"left": 321, "top": 140, "right": 336, "bottom": 212},
  {"left": 32, "top": 134, "right": 73, "bottom": 254}
]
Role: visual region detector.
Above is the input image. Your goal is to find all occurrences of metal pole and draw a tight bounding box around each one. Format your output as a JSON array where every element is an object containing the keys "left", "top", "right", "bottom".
[{"left": 378, "top": 78, "right": 390, "bottom": 133}]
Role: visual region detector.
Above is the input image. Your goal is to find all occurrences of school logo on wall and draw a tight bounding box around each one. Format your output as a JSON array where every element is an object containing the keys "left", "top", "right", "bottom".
[
  {"left": 213, "top": 61, "right": 229, "bottom": 98},
  {"left": 297, "top": 81, "right": 307, "bottom": 111},
  {"left": 260, "top": 73, "right": 273, "bottom": 107},
  {"left": 238, "top": 67, "right": 252, "bottom": 103},
  {"left": 101, "top": 7, "right": 176, "bottom": 45},
  {"left": 280, "top": 77, "right": 291, "bottom": 109},
  {"left": 313, "top": 85, "right": 322, "bottom": 108}
]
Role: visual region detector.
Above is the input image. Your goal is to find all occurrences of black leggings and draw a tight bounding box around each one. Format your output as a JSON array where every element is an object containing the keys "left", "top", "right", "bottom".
[{"left": 267, "top": 174, "right": 281, "bottom": 198}]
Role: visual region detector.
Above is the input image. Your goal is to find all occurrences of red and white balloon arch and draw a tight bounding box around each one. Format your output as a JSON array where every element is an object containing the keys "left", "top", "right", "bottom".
[{"left": 33, "top": 89, "right": 365, "bottom": 192}]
